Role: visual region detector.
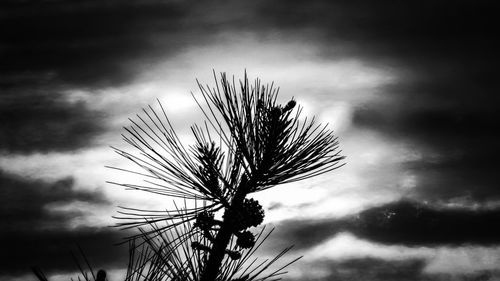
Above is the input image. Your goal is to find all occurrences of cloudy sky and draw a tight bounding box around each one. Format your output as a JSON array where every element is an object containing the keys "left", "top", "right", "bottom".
[{"left": 1, "top": 1, "right": 499, "bottom": 280}]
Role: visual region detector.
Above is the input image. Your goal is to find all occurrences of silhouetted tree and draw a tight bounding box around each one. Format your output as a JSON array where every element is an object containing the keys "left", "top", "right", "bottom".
[
  {"left": 33, "top": 71, "right": 344, "bottom": 281},
  {"left": 110, "top": 71, "right": 344, "bottom": 281}
]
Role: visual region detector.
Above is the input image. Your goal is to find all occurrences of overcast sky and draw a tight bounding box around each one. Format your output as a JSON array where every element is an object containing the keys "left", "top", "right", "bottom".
[{"left": 1, "top": 1, "right": 499, "bottom": 280}]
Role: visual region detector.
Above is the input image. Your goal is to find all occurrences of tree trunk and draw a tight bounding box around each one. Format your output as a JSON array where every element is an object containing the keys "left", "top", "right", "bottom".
[{"left": 200, "top": 181, "right": 248, "bottom": 281}]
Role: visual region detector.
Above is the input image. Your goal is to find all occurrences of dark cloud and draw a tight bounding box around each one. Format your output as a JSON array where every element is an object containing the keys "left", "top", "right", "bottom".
[
  {"left": 0, "top": 90, "right": 106, "bottom": 153},
  {"left": 274, "top": 200, "right": 500, "bottom": 249},
  {"left": 0, "top": 0, "right": 265, "bottom": 90},
  {"left": 3, "top": 0, "right": 497, "bottom": 89},
  {"left": 349, "top": 200, "right": 500, "bottom": 246},
  {"left": 290, "top": 258, "right": 499, "bottom": 281},
  {"left": 258, "top": 0, "right": 498, "bottom": 60},
  {"left": 0, "top": 170, "right": 108, "bottom": 232},
  {"left": 353, "top": 80, "right": 500, "bottom": 204},
  {"left": 403, "top": 151, "right": 500, "bottom": 204},
  {"left": 0, "top": 0, "right": 190, "bottom": 89},
  {"left": 0, "top": 170, "right": 129, "bottom": 275}
]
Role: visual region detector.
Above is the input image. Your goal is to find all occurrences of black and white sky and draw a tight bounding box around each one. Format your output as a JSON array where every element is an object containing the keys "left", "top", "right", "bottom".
[{"left": 1, "top": 1, "right": 499, "bottom": 280}]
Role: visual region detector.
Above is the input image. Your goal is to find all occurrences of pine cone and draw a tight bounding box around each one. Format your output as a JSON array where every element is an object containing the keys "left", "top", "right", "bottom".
[
  {"left": 194, "top": 211, "right": 215, "bottom": 231},
  {"left": 224, "top": 198, "right": 265, "bottom": 231},
  {"left": 236, "top": 231, "right": 255, "bottom": 249}
]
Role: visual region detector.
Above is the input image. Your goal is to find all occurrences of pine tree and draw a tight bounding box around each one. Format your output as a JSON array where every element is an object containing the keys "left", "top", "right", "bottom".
[
  {"left": 30, "top": 71, "right": 344, "bottom": 281},
  {"left": 109, "top": 71, "right": 344, "bottom": 281}
]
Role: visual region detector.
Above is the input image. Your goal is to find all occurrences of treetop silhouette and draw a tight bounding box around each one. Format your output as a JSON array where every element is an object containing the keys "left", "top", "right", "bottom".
[
  {"left": 33, "top": 71, "right": 344, "bottom": 281},
  {"left": 108, "top": 71, "right": 345, "bottom": 281}
]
